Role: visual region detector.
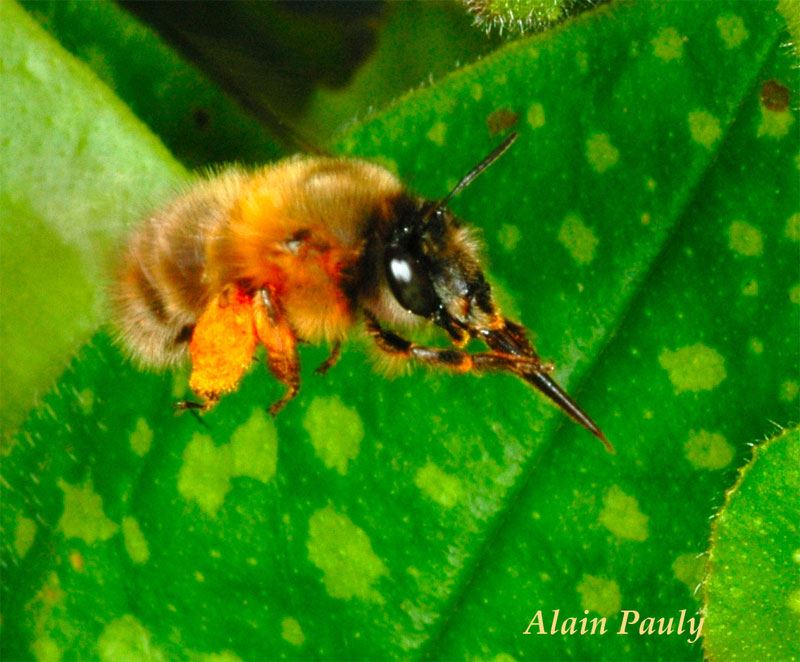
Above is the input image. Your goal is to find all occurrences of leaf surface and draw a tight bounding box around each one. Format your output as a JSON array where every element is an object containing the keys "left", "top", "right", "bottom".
[
  {"left": 704, "top": 427, "right": 800, "bottom": 661},
  {"left": 2, "top": 1, "right": 798, "bottom": 660}
]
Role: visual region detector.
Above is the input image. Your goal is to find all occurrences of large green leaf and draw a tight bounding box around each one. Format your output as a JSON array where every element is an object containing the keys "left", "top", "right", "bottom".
[
  {"left": 2, "top": 1, "right": 798, "bottom": 660},
  {"left": 704, "top": 427, "right": 800, "bottom": 661}
]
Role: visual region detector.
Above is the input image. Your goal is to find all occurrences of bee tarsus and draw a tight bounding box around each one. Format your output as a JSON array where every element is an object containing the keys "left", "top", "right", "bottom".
[{"left": 314, "top": 341, "right": 342, "bottom": 376}]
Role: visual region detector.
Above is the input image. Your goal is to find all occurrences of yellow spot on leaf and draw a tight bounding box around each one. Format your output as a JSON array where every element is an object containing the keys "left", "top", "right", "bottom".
[
  {"left": 749, "top": 337, "right": 764, "bottom": 355},
  {"left": 58, "top": 479, "right": 118, "bottom": 544},
  {"left": 558, "top": 214, "right": 598, "bottom": 265},
  {"left": 716, "top": 14, "right": 748, "bottom": 48},
  {"left": 728, "top": 221, "right": 763, "bottom": 256},
  {"left": 471, "top": 83, "right": 483, "bottom": 101},
  {"left": 281, "top": 617, "right": 305, "bottom": 646},
  {"left": 791, "top": 283, "right": 800, "bottom": 304},
  {"left": 196, "top": 652, "right": 241, "bottom": 662},
  {"left": 31, "top": 636, "right": 60, "bottom": 662},
  {"left": 303, "top": 396, "right": 363, "bottom": 475},
  {"left": 427, "top": 122, "right": 447, "bottom": 146},
  {"left": 498, "top": 224, "right": 521, "bottom": 251},
  {"left": 688, "top": 110, "right": 721, "bottom": 149},
  {"left": 527, "top": 102, "right": 545, "bottom": 129},
  {"left": 789, "top": 589, "right": 800, "bottom": 614},
  {"left": 652, "top": 27, "right": 684, "bottom": 60},
  {"left": 685, "top": 429, "right": 734, "bottom": 470},
  {"left": 780, "top": 380, "right": 799, "bottom": 402},
  {"left": 178, "top": 433, "right": 231, "bottom": 517},
  {"left": 414, "top": 462, "right": 464, "bottom": 509},
  {"left": 672, "top": 553, "right": 706, "bottom": 593},
  {"left": 98, "top": 615, "right": 165, "bottom": 662},
  {"left": 659, "top": 343, "right": 727, "bottom": 393},
  {"left": 742, "top": 279, "right": 759, "bottom": 297},
  {"left": 122, "top": 517, "right": 149, "bottom": 564},
  {"left": 231, "top": 408, "right": 278, "bottom": 483},
  {"left": 69, "top": 550, "right": 85, "bottom": 572},
  {"left": 177, "top": 410, "right": 279, "bottom": 516},
  {"left": 757, "top": 106, "right": 795, "bottom": 139},
  {"left": 600, "top": 485, "right": 649, "bottom": 541},
  {"left": 307, "top": 505, "right": 387, "bottom": 603},
  {"left": 14, "top": 514, "right": 37, "bottom": 558},
  {"left": 28, "top": 573, "right": 65, "bottom": 662},
  {"left": 129, "top": 417, "right": 152, "bottom": 457},
  {"left": 577, "top": 575, "right": 621, "bottom": 616},
  {"left": 786, "top": 213, "right": 800, "bottom": 241},
  {"left": 77, "top": 388, "right": 94, "bottom": 415},
  {"left": 585, "top": 133, "right": 619, "bottom": 173}
]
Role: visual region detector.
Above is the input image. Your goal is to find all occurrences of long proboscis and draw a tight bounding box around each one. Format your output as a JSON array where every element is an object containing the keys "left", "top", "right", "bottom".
[
  {"left": 483, "top": 322, "right": 615, "bottom": 454},
  {"left": 521, "top": 370, "right": 615, "bottom": 454}
]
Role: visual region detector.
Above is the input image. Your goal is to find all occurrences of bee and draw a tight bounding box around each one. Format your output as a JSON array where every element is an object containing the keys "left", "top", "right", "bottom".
[{"left": 112, "top": 132, "right": 613, "bottom": 452}]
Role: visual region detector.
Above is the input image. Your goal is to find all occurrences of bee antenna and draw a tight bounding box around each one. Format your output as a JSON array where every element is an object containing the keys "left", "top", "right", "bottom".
[{"left": 425, "top": 131, "right": 518, "bottom": 222}]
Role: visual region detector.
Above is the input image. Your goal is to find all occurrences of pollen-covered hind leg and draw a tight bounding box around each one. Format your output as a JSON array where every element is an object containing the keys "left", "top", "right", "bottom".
[
  {"left": 187, "top": 286, "right": 258, "bottom": 410},
  {"left": 254, "top": 287, "right": 300, "bottom": 416}
]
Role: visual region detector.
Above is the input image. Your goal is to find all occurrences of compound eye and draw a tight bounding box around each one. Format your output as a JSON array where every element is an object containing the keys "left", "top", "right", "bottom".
[{"left": 385, "top": 246, "right": 439, "bottom": 317}]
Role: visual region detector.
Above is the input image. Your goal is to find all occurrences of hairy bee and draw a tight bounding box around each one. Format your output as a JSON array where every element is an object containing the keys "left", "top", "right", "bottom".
[{"left": 112, "top": 133, "right": 612, "bottom": 451}]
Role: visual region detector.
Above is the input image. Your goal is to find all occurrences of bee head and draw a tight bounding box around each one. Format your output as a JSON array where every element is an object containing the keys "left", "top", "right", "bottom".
[
  {"left": 382, "top": 132, "right": 518, "bottom": 342},
  {"left": 384, "top": 199, "right": 497, "bottom": 342}
]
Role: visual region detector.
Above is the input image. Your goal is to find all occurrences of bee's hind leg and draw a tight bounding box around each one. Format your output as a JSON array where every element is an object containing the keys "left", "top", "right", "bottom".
[{"left": 254, "top": 287, "right": 301, "bottom": 416}]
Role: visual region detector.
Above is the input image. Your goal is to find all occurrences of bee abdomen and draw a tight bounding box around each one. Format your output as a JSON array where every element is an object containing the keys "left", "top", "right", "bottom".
[{"left": 112, "top": 169, "right": 246, "bottom": 367}]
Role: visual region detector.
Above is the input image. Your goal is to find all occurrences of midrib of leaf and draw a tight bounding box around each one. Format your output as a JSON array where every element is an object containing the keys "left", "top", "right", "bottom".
[{"left": 420, "top": 28, "right": 785, "bottom": 660}]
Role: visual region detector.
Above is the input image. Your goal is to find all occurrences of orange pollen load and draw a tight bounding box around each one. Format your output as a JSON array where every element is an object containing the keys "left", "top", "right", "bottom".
[{"left": 189, "top": 287, "right": 258, "bottom": 401}]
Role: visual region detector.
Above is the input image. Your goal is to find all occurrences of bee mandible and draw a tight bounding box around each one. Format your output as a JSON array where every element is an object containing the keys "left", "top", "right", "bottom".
[{"left": 112, "top": 133, "right": 613, "bottom": 452}]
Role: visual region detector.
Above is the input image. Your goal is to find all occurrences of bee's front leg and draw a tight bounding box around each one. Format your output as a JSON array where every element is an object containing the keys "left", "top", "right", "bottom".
[{"left": 364, "top": 311, "right": 542, "bottom": 375}]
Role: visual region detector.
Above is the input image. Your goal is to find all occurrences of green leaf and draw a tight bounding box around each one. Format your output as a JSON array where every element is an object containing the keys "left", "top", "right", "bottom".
[
  {"left": 2, "top": 1, "right": 798, "bottom": 661},
  {"left": 703, "top": 427, "right": 800, "bottom": 661},
  {"left": 0, "top": 0, "right": 187, "bottom": 440}
]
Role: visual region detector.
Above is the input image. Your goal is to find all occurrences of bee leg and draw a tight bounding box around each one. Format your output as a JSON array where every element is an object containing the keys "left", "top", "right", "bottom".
[
  {"left": 315, "top": 341, "right": 342, "bottom": 375},
  {"left": 254, "top": 287, "right": 301, "bottom": 416},
  {"left": 174, "top": 399, "right": 207, "bottom": 411},
  {"left": 366, "top": 314, "right": 614, "bottom": 452},
  {"left": 173, "top": 401, "right": 212, "bottom": 428},
  {"left": 364, "top": 313, "right": 539, "bottom": 374},
  {"left": 188, "top": 287, "right": 258, "bottom": 411}
]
